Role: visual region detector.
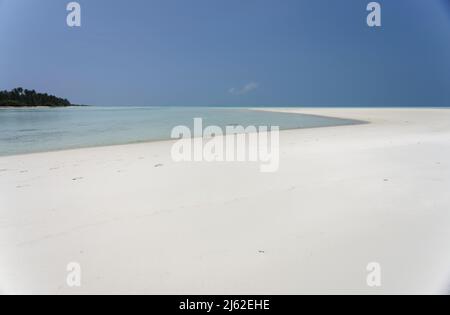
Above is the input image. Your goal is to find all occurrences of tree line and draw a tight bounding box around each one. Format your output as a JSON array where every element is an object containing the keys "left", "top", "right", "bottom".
[{"left": 0, "top": 88, "right": 72, "bottom": 107}]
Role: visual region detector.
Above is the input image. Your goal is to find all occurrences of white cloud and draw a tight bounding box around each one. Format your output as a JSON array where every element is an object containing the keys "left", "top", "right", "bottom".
[{"left": 229, "top": 82, "right": 259, "bottom": 95}]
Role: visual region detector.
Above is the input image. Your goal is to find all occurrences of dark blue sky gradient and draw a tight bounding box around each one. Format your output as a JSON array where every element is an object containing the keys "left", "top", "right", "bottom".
[{"left": 1, "top": 0, "right": 450, "bottom": 107}]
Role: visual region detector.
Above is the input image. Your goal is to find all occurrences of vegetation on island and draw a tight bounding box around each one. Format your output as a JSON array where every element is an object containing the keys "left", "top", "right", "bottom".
[{"left": 0, "top": 88, "right": 72, "bottom": 107}]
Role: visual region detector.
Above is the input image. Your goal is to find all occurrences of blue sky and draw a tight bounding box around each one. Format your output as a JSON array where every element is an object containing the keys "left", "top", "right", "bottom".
[{"left": 1, "top": 0, "right": 450, "bottom": 107}]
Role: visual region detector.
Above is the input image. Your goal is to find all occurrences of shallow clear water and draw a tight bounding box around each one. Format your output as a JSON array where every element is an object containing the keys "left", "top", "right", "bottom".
[{"left": 0, "top": 107, "right": 362, "bottom": 156}]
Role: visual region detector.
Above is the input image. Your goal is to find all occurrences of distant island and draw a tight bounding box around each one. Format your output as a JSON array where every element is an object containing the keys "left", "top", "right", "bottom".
[{"left": 0, "top": 88, "right": 72, "bottom": 107}]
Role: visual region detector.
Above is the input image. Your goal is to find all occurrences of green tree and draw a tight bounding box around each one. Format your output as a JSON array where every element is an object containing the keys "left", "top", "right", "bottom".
[{"left": 0, "top": 88, "right": 72, "bottom": 107}]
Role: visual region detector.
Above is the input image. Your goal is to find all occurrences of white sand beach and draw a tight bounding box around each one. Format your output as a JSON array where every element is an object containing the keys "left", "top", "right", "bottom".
[{"left": 1, "top": 108, "right": 450, "bottom": 295}]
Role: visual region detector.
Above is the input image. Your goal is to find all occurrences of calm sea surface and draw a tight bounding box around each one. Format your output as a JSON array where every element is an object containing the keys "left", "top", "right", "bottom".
[{"left": 0, "top": 107, "right": 362, "bottom": 156}]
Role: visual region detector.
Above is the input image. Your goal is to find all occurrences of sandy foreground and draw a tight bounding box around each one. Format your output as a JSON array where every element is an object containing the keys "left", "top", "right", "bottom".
[{"left": 0, "top": 108, "right": 450, "bottom": 295}]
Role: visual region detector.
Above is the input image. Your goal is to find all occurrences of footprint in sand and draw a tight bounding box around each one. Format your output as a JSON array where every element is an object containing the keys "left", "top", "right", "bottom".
[
  {"left": 154, "top": 164, "right": 164, "bottom": 168},
  {"left": 49, "top": 167, "right": 59, "bottom": 171},
  {"left": 19, "top": 170, "right": 29, "bottom": 174},
  {"left": 16, "top": 184, "right": 31, "bottom": 189},
  {"left": 72, "top": 177, "right": 84, "bottom": 181}
]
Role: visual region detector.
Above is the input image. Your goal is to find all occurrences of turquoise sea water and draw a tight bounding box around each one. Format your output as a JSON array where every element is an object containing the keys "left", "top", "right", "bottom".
[{"left": 0, "top": 107, "right": 362, "bottom": 156}]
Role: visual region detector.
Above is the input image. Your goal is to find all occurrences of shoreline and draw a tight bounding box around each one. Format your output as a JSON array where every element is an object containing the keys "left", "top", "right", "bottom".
[
  {"left": 1, "top": 108, "right": 450, "bottom": 294},
  {"left": 1, "top": 106, "right": 445, "bottom": 159},
  {"left": 0, "top": 108, "right": 368, "bottom": 158},
  {"left": 4, "top": 106, "right": 449, "bottom": 159}
]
